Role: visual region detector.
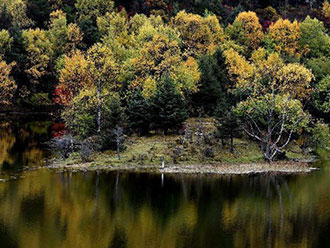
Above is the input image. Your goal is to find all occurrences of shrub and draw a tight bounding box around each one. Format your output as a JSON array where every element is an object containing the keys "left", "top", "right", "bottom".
[
  {"left": 29, "top": 93, "right": 52, "bottom": 106},
  {"left": 310, "top": 122, "right": 330, "bottom": 151},
  {"left": 313, "top": 76, "right": 330, "bottom": 114}
]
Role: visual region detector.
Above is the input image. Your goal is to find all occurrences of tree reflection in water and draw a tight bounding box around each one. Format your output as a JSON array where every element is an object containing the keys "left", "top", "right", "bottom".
[
  {"left": 0, "top": 118, "right": 52, "bottom": 170},
  {"left": 0, "top": 118, "right": 329, "bottom": 248}
]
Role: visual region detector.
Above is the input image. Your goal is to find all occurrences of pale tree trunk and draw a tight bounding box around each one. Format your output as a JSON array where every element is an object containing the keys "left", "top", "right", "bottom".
[
  {"left": 242, "top": 93, "right": 299, "bottom": 162},
  {"left": 197, "top": 119, "right": 204, "bottom": 160},
  {"left": 117, "top": 141, "right": 121, "bottom": 160},
  {"left": 97, "top": 79, "right": 101, "bottom": 133},
  {"left": 113, "top": 125, "right": 124, "bottom": 161}
]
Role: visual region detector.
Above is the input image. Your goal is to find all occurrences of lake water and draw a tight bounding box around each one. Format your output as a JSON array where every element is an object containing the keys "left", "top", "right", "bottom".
[{"left": 0, "top": 117, "right": 329, "bottom": 248}]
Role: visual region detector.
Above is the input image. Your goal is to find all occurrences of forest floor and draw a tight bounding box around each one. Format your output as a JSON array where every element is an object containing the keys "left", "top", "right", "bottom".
[{"left": 48, "top": 118, "right": 317, "bottom": 174}]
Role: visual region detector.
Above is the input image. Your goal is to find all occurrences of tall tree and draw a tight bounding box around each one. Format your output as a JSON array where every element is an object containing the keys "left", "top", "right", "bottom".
[
  {"left": 192, "top": 48, "right": 229, "bottom": 115},
  {"left": 22, "top": 28, "right": 53, "bottom": 87},
  {"left": 299, "top": 16, "right": 330, "bottom": 58},
  {"left": 75, "top": 0, "right": 115, "bottom": 45},
  {"left": 226, "top": 11, "right": 264, "bottom": 52},
  {"left": 150, "top": 76, "right": 188, "bottom": 134},
  {"left": 127, "top": 34, "right": 200, "bottom": 97},
  {"left": 87, "top": 43, "right": 120, "bottom": 132},
  {"left": 225, "top": 48, "right": 314, "bottom": 161},
  {"left": 0, "top": 0, "right": 34, "bottom": 28},
  {"left": 126, "top": 90, "right": 151, "bottom": 135},
  {"left": 172, "top": 11, "right": 224, "bottom": 57},
  {"left": 54, "top": 50, "right": 93, "bottom": 105},
  {"left": 268, "top": 18, "right": 303, "bottom": 58}
]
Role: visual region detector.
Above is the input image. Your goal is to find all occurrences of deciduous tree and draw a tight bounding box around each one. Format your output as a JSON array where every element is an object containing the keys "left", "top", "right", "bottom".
[
  {"left": 313, "top": 76, "right": 330, "bottom": 114},
  {"left": 0, "top": 0, "right": 34, "bottom": 28},
  {"left": 127, "top": 34, "right": 200, "bottom": 97},
  {"left": 54, "top": 50, "right": 92, "bottom": 105},
  {"left": 0, "top": 29, "right": 12, "bottom": 58},
  {"left": 226, "top": 11, "right": 264, "bottom": 52},
  {"left": 299, "top": 16, "right": 330, "bottom": 58},
  {"left": 268, "top": 18, "right": 302, "bottom": 58},
  {"left": 225, "top": 48, "right": 313, "bottom": 161},
  {"left": 22, "top": 28, "right": 53, "bottom": 85},
  {"left": 0, "top": 60, "right": 17, "bottom": 104},
  {"left": 172, "top": 11, "right": 224, "bottom": 57}
]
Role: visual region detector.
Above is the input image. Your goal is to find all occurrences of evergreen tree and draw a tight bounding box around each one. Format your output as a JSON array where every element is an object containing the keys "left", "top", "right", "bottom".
[
  {"left": 192, "top": 48, "right": 229, "bottom": 115},
  {"left": 26, "top": 0, "right": 51, "bottom": 29},
  {"left": 150, "top": 77, "right": 188, "bottom": 134},
  {"left": 126, "top": 90, "right": 151, "bottom": 135},
  {"left": 216, "top": 109, "right": 241, "bottom": 153},
  {"left": 0, "top": 4, "right": 12, "bottom": 30}
]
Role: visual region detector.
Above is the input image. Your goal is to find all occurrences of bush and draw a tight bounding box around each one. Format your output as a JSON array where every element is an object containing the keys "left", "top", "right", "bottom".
[
  {"left": 313, "top": 76, "right": 330, "bottom": 114},
  {"left": 310, "top": 122, "right": 330, "bottom": 151},
  {"left": 28, "top": 93, "right": 52, "bottom": 106}
]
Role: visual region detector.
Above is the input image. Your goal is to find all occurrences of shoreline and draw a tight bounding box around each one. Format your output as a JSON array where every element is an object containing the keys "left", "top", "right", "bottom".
[{"left": 47, "top": 161, "right": 318, "bottom": 175}]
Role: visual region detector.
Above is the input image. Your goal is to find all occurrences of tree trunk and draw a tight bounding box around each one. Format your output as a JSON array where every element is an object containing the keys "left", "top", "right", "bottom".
[
  {"left": 97, "top": 80, "right": 101, "bottom": 133},
  {"left": 230, "top": 132, "right": 234, "bottom": 153},
  {"left": 117, "top": 140, "right": 121, "bottom": 160},
  {"left": 117, "top": 147, "right": 121, "bottom": 160}
]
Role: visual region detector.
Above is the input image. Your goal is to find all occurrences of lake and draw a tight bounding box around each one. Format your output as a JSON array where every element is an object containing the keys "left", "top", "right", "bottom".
[{"left": 0, "top": 117, "right": 329, "bottom": 248}]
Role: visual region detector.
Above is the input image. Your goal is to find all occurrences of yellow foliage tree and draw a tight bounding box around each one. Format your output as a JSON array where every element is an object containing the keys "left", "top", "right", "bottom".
[
  {"left": 127, "top": 34, "right": 200, "bottom": 97},
  {"left": 64, "top": 23, "right": 84, "bottom": 53},
  {"left": 0, "top": 60, "right": 17, "bottom": 105},
  {"left": 172, "top": 11, "right": 224, "bottom": 57},
  {"left": 0, "top": 0, "right": 33, "bottom": 28},
  {"left": 22, "top": 28, "right": 53, "bottom": 84},
  {"left": 227, "top": 11, "right": 264, "bottom": 51},
  {"left": 0, "top": 30, "right": 13, "bottom": 59},
  {"left": 224, "top": 48, "right": 254, "bottom": 88},
  {"left": 75, "top": 0, "right": 114, "bottom": 22},
  {"left": 322, "top": 1, "right": 330, "bottom": 19},
  {"left": 268, "top": 18, "right": 302, "bottom": 57},
  {"left": 87, "top": 43, "right": 120, "bottom": 91},
  {"left": 48, "top": 10, "right": 84, "bottom": 56},
  {"left": 225, "top": 47, "right": 313, "bottom": 98},
  {"left": 276, "top": 63, "right": 313, "bottom": 99},
  {"left": 227, "top": 49, "right": 313, "bottom": 161},
  {"left": 55, "top": 50, "right": 93, "bottom": 105}
]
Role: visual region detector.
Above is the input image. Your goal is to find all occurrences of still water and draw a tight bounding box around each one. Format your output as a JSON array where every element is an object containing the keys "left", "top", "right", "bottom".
[{"left": 0, "top": 117, "right": 329, "bottom": 248}]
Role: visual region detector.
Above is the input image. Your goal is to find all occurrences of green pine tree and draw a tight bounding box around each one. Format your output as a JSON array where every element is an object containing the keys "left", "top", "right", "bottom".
[
  {"left": 150, "top": 77, "right": 188, "bottom": 134},
  {"left": 192, "top": 48, "right": 229, "bottom": 115},
  {"left": 216, "top": 109, "right": 241, "bottom": 153},
  {"left": 126, "top": 90, "right": 151, "bottom": 135}
]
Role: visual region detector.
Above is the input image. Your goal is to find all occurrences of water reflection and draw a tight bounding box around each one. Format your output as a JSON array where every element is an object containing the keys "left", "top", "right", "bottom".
[
  {"left": 0, "top": 117, "right": 52, "bottom": 170},
  {"left": 0, "top": 117, "right": 329, "bottom": 248},
  {"left": 0, "top": 166, "right": 328, "bottom": 248}
]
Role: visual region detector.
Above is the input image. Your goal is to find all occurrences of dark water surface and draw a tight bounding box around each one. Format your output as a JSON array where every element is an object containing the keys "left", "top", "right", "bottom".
[{"left": 0, "top": 117, "right": 329, "bottom": 248}]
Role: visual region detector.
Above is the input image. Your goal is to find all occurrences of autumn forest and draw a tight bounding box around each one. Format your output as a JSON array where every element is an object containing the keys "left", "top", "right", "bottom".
[{"left": 0, "top": 0, "right": 330, "bottom": 163}]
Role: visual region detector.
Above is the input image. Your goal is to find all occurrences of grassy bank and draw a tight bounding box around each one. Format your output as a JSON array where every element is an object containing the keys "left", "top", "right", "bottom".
[{"left": 49, "top": 118, "right": 316, "bottom": 174}]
